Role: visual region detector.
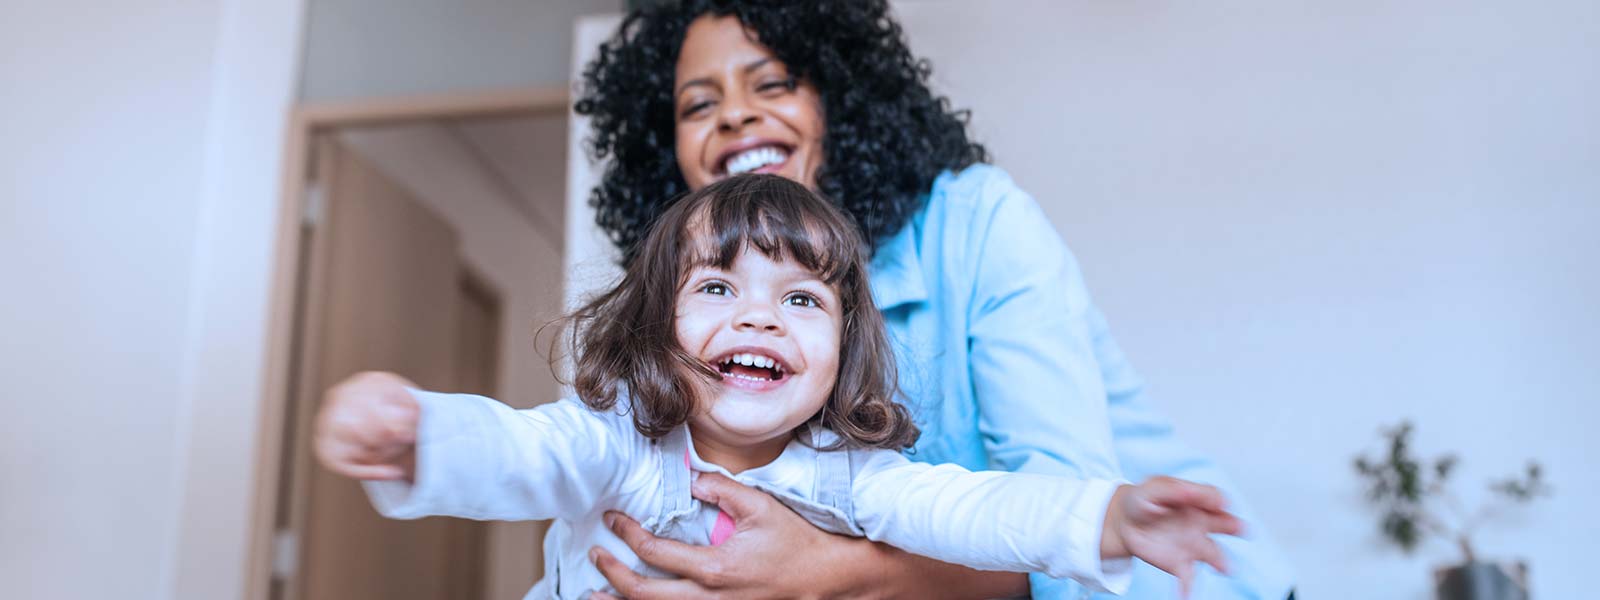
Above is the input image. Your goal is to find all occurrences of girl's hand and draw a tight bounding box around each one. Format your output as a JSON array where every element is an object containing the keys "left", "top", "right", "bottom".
[
  {"left": 589, "top": 472, "right": 1029, "bottom": 600},
  {"left": 312, "top": 371, "right": 421, "bottom": 481},
  {"left": 1101, "top": 476, "right": 1243, "bottom": 597}
]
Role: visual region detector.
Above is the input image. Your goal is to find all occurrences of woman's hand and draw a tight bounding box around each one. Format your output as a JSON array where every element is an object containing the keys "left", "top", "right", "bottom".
[
  {"left": 312, "top": 370, "right": 420, "bottom": 481},
  {"left": 589, "top": 472, "right": 1029, "bottom": 600},
  {"left": 1100, "top": 476, "right": 1244, "bottom": 597}
]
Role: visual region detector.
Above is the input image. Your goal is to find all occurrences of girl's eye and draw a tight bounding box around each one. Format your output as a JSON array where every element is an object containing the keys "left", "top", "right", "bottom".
[
  {"left": 699, "top": 282, "right": 730, "bottom": 296},
  {"left": 784, "top": 293, "right": 820, "bottom": 308}
]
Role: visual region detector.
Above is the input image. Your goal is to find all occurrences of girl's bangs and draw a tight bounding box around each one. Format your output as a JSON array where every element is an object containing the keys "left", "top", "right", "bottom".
[{"left": 678, "top": 178, "right": 859, "bottom": 285}]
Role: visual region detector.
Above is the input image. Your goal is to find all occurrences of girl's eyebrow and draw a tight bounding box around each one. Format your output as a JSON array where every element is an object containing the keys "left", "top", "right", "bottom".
[{"left": 783, "top": 273, "right": 836, "bottom": 294}]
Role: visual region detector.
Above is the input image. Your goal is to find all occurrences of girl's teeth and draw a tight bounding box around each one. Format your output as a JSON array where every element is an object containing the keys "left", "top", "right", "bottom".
[{"left": 724, "top": 353, "right": 778, "bottom": 370}]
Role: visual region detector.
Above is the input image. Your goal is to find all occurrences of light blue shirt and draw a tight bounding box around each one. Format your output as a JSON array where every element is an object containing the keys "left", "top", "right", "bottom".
[{"left": 868, "top": 164, "right": 1295, "bottom": 600}]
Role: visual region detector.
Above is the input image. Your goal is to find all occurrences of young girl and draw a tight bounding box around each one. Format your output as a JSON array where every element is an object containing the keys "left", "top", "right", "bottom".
[{"left": 315, "top": 174, "right": 1240, "bottom": 599}]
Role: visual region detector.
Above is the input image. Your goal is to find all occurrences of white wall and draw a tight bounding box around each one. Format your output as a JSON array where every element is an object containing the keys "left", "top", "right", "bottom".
[
  {"left": 0, "top": 1, "right": 303, "bottom": 599},
  {"left": 897, "top": 2, "right": 1595, "bottom": 598},
  {"left": 565, "top": 17, "right": 626, "bottom": 308},
  {"left": 300, "top": 0, "right": 620, "bottom": 101},
  {"left": 570, "top": 3, "right": 1599, "bottom": 597}
]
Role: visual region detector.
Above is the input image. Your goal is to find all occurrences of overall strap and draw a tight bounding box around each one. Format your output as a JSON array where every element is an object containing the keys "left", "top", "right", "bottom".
[
  {"left": 809, "top": 425, "right": 856, "bottom": 519},
  {"left": 656, "top": 425, "right": 694, "bottom": 519}
]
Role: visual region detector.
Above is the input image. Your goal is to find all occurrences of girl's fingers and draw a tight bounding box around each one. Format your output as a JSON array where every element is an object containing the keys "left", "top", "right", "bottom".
[
  {"left": 1195, "top": 535, "right": 1231, "bottom": 576},
  {"left": 1207, "top": 510, "right": 1245, "bottom": 537},
  {"left": 1149, "top": 479, "right": 1227, "bottom": 513},
  {"left": 380, "top": 399, "right": 420, "bottom": 440},
  {"left": 331, "top": 462, "right": 406, "bottom": 481}
]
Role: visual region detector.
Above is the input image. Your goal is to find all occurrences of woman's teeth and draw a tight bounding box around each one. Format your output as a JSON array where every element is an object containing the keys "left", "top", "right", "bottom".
[{"left": 725, "top": 146, "right": 788, "bottom": 175}]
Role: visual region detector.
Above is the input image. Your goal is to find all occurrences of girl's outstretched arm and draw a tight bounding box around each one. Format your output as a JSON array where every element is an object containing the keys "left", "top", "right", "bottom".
[{"left": 316, "top": 370, "right": 632, "bottom": 522}]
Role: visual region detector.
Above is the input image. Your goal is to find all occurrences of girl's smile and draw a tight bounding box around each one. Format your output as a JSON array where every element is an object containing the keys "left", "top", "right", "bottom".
[
  {"left": 710, "top": 344, "right": 792, "bottom": 392},
  {"left": 675, "top": 247, "right": 842, "bottom": 472}
]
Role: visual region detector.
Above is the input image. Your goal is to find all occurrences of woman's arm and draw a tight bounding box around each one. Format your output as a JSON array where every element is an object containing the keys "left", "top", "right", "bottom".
[
  {"left": 957, "top": 170, "right": 1135, "bottom": 596},
  {"left": 590, "top": 473, "right": 1030, "bottom": 600},
  {"left": 960, "top": 171, "right": 1122, "bottom": 481}
]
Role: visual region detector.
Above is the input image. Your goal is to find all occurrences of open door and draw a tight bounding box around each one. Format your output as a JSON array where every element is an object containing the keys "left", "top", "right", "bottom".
[{"left": 273, "top": 135, "right": 488, "bottom": 600}]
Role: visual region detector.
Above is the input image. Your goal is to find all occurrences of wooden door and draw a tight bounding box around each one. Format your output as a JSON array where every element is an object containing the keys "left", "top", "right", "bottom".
[{"left": 279, "top": 136, "right": 487, "bottom": 600}]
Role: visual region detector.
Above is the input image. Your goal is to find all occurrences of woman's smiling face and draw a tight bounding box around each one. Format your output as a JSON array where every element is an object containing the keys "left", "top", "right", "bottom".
[{"left": 674, "top": 15, "right": 825, "bottom": 192}]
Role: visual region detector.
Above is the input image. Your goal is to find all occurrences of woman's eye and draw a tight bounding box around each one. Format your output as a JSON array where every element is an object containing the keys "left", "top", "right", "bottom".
[
  {"left": 784, "top": 293, "right": 819, "bottom": 308},
  {"left": 681, "top": 100, "right": 713, "bottom": 118},
  {"left": 757, "top": 78, "right": 796, "bottom": 94}
]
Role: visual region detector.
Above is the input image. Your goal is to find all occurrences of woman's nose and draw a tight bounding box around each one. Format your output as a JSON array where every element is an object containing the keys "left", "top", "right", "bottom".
[{"left": 717, "top": 94, "right": 759, "bottom": 132}]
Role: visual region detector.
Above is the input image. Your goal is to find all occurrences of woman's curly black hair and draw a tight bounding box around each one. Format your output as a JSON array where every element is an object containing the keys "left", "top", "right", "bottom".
[{"left": 574, "top": 0, "right": 989, "bottom": 262}]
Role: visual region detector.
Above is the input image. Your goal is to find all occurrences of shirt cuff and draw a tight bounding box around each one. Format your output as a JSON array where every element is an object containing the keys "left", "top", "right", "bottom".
[
  {"left": 1053, "top": 478, "right": 1133, "bottom": 595},
  {"left": 361, "top": 389, "right": 474, "bottom": 519}
]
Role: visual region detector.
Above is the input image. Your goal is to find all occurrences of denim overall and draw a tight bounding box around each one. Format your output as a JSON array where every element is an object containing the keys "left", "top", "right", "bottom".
[{"left": 537, "top": 424, "right": 868, "bottom": 599}]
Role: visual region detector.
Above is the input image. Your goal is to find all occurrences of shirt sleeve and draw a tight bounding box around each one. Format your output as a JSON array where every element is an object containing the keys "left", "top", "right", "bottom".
[
  {"left": 964, "top": 171, "right": 1122, "bottom": 481},
  {"left": 363, "top": 390, "right": 629, "bottom": 522},
  {"left": 851, "top": 449, "right": 1133, "bottom": 594}
]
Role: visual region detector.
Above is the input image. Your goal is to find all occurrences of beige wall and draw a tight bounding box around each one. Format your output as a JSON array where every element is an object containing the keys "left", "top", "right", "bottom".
[
  {"left": 340, "top": 116, "right": 568, "bottom": 598},
  {"left": 300, "top": 0, "right": 621, "bottom": 101},
  {"left": 0, "top": 1, "right": 304, "bottom": 599}
]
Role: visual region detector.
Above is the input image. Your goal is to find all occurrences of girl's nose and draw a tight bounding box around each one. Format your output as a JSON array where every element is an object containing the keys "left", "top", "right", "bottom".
[{"left": 734, "top": 302, "right": 783, "bottom": 333}]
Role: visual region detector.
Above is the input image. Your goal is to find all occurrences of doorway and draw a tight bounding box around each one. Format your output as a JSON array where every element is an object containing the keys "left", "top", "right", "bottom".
[{"left": 259, "top": 88, "right": 569, "bottom": 600}]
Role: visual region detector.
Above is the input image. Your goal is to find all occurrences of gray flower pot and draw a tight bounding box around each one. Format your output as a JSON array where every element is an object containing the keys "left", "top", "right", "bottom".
[{"left": 1434, "top": 561, "right": 1529, "bottom": 600}]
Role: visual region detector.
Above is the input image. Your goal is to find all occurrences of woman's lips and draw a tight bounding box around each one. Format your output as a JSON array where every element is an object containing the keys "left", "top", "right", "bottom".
[{"left": 751, "top": 157, "right": 788, "bottom": 175}]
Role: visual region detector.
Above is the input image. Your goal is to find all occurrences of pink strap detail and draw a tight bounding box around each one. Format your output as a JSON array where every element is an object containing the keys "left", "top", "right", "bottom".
[
  {"left": 710, "top": 511, "right": 736, "bottom": 546},
  {"left": 685, "top": 449, "right": 736, "bottom": 546}
]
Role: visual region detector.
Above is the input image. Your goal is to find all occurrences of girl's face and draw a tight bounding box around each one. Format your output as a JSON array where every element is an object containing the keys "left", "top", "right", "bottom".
[
  {"left": 675, "top": 246, "right": 842, "bottom": 455},
  {"left": 673, "top": 15, "right": 826, "bottom": 193}
]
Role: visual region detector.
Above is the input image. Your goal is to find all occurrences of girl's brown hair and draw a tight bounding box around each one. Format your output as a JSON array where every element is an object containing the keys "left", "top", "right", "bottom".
[{"left": 560, "top": 174, "right": 918, "bottom": 450}]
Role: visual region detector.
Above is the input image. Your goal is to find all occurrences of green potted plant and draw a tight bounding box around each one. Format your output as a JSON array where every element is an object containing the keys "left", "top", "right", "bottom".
[{"left": 1353, "top": 421, "right": 1550, "bottom": 600}]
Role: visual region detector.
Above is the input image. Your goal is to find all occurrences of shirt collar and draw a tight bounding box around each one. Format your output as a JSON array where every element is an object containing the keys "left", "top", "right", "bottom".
[{"left": 868, "top": 217, "right": 929, "bottom": 310}]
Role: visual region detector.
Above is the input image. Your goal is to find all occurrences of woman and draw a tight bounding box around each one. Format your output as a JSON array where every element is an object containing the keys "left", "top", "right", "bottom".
[{"left": 570, "top": 1, "right": 1294, "bottom": 598}]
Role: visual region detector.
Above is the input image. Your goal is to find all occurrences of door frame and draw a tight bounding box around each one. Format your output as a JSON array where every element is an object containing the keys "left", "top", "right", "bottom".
[{"left": 249, "top": 86, "right": 568, "bottom": 600}]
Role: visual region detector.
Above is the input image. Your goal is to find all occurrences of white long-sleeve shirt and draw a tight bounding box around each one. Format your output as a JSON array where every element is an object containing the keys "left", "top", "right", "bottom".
[{"left": 366, "top": 391, "right": 1132, "bottom": 599}]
